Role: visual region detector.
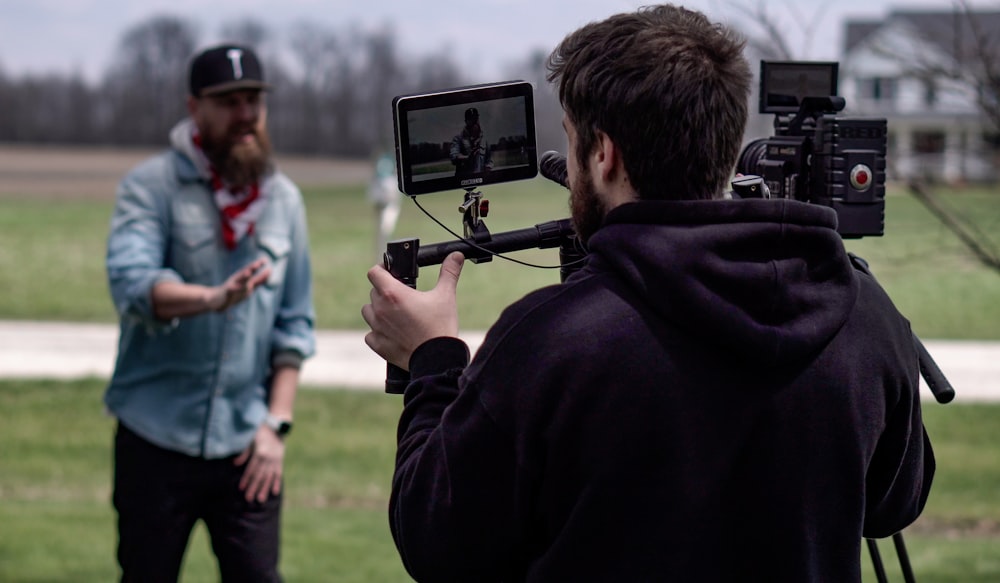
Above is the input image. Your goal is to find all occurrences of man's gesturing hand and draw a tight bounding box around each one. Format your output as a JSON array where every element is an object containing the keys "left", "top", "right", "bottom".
[
  {"left": 211, "top": 258, "right": 272, "bottom": 312},
  {"left": 362, "top": 251, "right": 465, "bottom": 370}
]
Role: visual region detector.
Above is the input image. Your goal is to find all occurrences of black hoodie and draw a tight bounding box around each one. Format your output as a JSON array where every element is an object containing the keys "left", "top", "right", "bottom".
[{"left": 391, "top": 198, "right": 934, "bottom": 582}]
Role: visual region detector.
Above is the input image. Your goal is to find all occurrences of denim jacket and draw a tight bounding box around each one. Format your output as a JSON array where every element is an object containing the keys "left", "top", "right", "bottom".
[{"left": 104, "top": 132, "right": 316, "bottom": 459}]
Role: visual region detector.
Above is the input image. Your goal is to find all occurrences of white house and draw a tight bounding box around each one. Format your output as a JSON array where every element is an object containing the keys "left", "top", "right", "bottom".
[{"left": 840, "top": 8, "right": 1000, "bottom": 184}]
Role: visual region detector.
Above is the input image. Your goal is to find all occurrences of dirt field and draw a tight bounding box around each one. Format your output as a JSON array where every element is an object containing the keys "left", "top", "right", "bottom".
[{"left": 0, "top": 144, "right": 373, "bottom": 199}]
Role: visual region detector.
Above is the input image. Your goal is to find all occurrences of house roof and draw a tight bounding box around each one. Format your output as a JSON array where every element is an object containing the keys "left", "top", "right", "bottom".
[{"left": 844, "top": 8, "right": 1000, "bottom": 64}]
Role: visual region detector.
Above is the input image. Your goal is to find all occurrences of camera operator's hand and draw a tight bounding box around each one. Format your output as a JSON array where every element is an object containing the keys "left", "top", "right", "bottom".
[{"left": 362, "top": 251, "right": 465, "bottom": 370}]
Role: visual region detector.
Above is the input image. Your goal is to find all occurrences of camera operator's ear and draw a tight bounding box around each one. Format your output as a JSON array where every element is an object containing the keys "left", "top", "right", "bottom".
[
  {"left": 593, "top": 131, "right": 633, "bottom": 201},
  {"left": 592, "top": 131, "right": 614, "bottom": 177}
]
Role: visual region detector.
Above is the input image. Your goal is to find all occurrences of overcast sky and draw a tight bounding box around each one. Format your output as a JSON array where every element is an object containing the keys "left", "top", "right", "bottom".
[{"left": 0, "top": 0, "right": 975, "bottom": 85}]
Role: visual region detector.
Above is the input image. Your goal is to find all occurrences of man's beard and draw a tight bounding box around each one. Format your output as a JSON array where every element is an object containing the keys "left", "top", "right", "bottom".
[
  {"left": 200, "top": 125, "right": 273, "bottom": 187},
  {"left": 570, "top": 168, "right": 606, "bottom": 244}
]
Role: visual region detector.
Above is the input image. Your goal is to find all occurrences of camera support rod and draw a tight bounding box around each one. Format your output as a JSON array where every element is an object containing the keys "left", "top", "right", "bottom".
[
  {"left": 382, "top": 217, "right": 580, "bottom": 394},
  {"left": 849, "top": 254, "right": 955, "bottom": 404}
]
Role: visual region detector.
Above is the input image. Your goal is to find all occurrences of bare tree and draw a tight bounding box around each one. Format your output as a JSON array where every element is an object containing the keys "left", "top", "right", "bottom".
[
  {"left": 955, "top": 0, "right": 1000, "bottom": 133},
  {"left": 862, "top": 1, "right": 1000, "bottom": 271},
  {"left": 102, "top": 15, "right": 199, "bottom": 145},
  {"left": 407, "top": 52, "right": 465, "bottom": 95},
  {"left": 713, "top": 1, "right": 834, "bottom": 146},
  {"left": 865, "top": 0, "right": 1000, "bottom": 133},
  {"left": 724, "top": 0, "right": 832, "bottom": 61},
  {"left": 501, "top": 49, "right": 565, "bottom": 156},
  {"left": 0, "top": 15, "right": 484, "bottom": 157},
  {"left": 285, "top": 21, "right": 348, "bottom": 154},
  {"left": 908, "top": 180, "right": 1000, "bottom": 270},
  {"left": 361, "top": 25, "right": 402, "bottom": 153},
  {"left": 219, "top": 18, "right": 270, "bottom": 50},
  {"left": 0, "top": 66, "right": 13, "bottom": 141}
]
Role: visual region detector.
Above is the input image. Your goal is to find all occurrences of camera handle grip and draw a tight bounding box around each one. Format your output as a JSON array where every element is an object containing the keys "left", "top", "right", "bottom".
[
  {"left": 381, "top": 220, "right": 581, "bottom": 394},
  {"left": 383, "top": 239, "right": 420, "bottom": 394}
]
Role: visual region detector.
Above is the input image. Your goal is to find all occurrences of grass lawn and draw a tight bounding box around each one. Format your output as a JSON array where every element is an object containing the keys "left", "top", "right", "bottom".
[
  {"left": 0, "top": 172, "right": 997, "bottom": 581},
  {"left": 0, "top": 179, "right": 997, "bottom": 337},
  {"left": 0, "top": 379, "right": 998, "bottom": 582},
  {"left": 0, "top": 379, "right": 411, "bottom": 582}
]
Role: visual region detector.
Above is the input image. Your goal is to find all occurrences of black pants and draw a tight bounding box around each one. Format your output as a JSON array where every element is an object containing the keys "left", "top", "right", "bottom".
[{"left": 113, "top": 422, "right": 282, "bottom": 583}]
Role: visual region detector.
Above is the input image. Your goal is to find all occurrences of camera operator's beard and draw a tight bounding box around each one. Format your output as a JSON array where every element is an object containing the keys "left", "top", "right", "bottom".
[
  {"left": 201, "top": 126, "right": 273, "bottom": 187},
  {"left": 570, "top": 170, "right": 607, "bottom": 244}
]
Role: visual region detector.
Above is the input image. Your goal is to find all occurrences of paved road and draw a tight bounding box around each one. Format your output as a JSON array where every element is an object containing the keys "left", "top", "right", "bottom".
[
  {"left": 1, "top": 320, "right": 996, "bottom": 402},
  {"left": 0, "top": 320, "right": 485, "bottom": 392}
]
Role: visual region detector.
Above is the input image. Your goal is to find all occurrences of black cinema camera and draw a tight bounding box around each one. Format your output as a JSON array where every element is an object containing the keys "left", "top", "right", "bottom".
[{"left": 736, "top": 61, "right": 887, "bottom": 238}]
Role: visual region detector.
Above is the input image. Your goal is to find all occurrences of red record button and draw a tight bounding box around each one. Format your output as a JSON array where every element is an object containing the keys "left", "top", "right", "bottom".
[{"left": 851, "top": 164, "right": 873, "bottom": 191}]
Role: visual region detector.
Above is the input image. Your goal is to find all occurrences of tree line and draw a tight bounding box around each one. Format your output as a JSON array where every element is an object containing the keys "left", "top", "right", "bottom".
[
  {"left": 4, "top": 7, "right": 995, "bottom": 163},
  {"left": 0, "top": 10, "right": 887, "bottom": 162},
  {"left": 0, "top": 15, "right": 568, "bottom": 158}
]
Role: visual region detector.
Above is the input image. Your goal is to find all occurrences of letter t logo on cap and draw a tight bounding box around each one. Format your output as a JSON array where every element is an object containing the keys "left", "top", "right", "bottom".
[{"left": 226, "top": 49, "right": 244, "bottom": 80}]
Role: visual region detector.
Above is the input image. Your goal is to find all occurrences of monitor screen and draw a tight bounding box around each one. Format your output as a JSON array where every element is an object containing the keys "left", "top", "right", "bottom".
[
  {"left": 759, "top": 61, "right": 839, "bottom": 114},
  {"left": 392, "top": 81, "right": 538, "bottom": 195}
]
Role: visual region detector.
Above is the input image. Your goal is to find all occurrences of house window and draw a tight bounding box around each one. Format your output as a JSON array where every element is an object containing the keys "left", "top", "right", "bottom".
[
  {"left": 923, "top": 80, "right": 937, "bottom": 107},
  {"left": 913, "top": 131, "right": 945, "bottom": 154},
  {"left": 860, "top": 77, "right": 898, "bottom": 102},
  {"left": 983, "top": 131, "right": 1000, "bottom": 153}
]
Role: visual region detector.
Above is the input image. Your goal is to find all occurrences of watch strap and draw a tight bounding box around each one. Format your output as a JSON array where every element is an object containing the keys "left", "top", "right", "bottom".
[{"left": 264, "top": 414, "right": 293, "bottom": 437}]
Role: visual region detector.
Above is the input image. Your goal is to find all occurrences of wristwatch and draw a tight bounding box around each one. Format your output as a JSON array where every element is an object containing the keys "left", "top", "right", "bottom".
[{"left": 264, "top": 414, "right": 293, "bottom": 438}]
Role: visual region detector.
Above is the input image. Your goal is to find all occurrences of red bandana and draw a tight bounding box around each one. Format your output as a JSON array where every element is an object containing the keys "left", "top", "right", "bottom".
[
  {"left": 192, "top": 133, "right": 266, "bottom": 250},
  {"left": 208, "top": 169, "right": 262, "bottom": 249}
]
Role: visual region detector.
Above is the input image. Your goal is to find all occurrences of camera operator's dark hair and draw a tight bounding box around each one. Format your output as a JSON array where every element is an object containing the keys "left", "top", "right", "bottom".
[{"left": 546, "top": 4, "right": 751, "bottom": 200}]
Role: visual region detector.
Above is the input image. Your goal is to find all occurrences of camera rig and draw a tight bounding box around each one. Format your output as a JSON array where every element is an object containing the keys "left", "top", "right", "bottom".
[
  {"left": 383, "top": 72, "right": 954, "bottom": 583},
  {"left": 736, "top": 61, "right": 887, "bottom": 239},
  {"left": 381, "top": 150, "right": 951, "bottom": 404},
  {"left": 382, "top": 176, "right": 585, "bottom": 394}
]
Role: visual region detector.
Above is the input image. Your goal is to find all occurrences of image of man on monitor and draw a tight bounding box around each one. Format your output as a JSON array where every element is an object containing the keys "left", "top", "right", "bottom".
[{"left": 450, "top": 107, "right": 493, "bottom": 178}]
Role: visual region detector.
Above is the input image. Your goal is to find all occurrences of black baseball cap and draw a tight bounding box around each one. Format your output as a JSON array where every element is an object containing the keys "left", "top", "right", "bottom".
[{"left": 189, "top": 45, "right": 272, "bottom": 97}]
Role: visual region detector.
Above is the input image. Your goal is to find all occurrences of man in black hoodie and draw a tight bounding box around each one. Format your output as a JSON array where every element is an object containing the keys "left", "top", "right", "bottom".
[{"left": 361, "top": 4, "right": 935, "bottom": 581}]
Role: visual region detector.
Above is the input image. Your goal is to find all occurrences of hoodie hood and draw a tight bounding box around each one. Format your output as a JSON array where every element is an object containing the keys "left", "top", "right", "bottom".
[
  {"left": 585, "top": 198, "right": 859, "bottom": 366},
  {"left": 169, "top": 118, "right": 213, "bottom": 182}
]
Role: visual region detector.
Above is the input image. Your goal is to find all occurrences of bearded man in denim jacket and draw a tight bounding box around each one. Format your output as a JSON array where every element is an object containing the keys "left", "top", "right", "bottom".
[{"left": 104, "top": 44, "right": 315, "bottom": 583}]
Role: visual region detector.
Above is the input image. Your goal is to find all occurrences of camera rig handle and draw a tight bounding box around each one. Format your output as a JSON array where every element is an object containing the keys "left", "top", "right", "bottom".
[{"left": 381, "top": 217, "right": 581, "bottom": 393}]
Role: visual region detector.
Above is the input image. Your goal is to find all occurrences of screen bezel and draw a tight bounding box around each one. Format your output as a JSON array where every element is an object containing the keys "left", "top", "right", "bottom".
[
  {"left": 759, "top": 61, "right": 839, "bottom": 114},
  {"left": 392, "top": 80, "right": 538, "bottom": 196}
]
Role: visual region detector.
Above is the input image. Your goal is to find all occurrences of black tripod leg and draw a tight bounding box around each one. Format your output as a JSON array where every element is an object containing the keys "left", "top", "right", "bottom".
[
  {"left": 867, "top": 538, "right": 889, "bottom": 583},
  {"left": 893, "top": 532, "right": 917, "bottom": 583}
]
